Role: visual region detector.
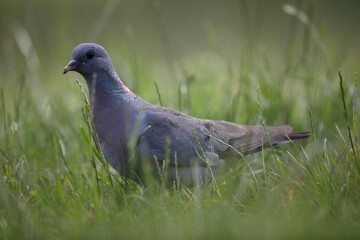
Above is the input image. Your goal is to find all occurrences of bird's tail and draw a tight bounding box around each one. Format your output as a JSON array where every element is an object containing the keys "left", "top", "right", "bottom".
[
  {"left": 211, "top": 121, "right": 311, "bottom": 156},
  {"left": 272, "top": 131, "right": 311, "bottom": 144}
]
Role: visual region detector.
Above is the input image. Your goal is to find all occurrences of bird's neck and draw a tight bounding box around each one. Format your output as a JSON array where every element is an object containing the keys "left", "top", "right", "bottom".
[{"left": 85, "top": 70, "right": 136, "bottom": 107}]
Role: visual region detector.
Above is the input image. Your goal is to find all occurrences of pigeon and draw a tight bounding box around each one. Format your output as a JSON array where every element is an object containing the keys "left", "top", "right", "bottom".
[{"left": 63, "top": 43, "right": 310, "bottom": 185}]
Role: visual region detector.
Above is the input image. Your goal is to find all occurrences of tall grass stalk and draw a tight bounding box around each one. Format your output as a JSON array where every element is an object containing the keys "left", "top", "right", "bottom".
[
  {"left": 257, "top": 84, "right": 284, "bottom": 178},
  {"left": 339, "top": 72, "right": 359, "bottom": 173},
  {"left": 76, "top": 79, "right": 114, "bottom": 193},
  {"left": 192, "top": 129, "right": 221, "bottom": 198},
  {"left": 153, "top": 81, "right": 163, "bottom": 107}
]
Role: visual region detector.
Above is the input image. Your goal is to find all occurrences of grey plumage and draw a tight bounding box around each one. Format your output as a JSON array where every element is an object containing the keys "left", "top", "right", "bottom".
[{"left": 63, "top": 43, "right": 310, "bottom": 184}]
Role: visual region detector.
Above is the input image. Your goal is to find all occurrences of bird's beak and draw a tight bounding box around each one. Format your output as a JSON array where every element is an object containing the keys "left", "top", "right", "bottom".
[{"left": 63, "top": 60, "right": 79, "bottom": 74}]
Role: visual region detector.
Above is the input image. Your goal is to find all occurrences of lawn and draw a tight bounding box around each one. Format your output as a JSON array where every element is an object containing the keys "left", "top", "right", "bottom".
[{"left": 1, "top": 0, "right": 360, "bottom": 239}]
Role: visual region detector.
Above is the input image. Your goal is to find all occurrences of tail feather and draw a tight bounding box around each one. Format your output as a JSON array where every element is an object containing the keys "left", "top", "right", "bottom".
[
  {"left": 273, "top": 131, "right": 311, "bottom": 144},
  {"left": 211, "top": 121, "right": 311, "bottom": 156}
]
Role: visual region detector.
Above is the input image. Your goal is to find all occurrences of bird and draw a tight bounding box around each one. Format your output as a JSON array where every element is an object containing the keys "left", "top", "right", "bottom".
[{"left": 63, "top": 43, "right": 310, "bottom": 185}]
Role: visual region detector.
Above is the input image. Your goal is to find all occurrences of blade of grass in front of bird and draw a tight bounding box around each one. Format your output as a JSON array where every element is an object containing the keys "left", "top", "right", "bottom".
[
  {"left": 192, "top": 129, "right": 221, "bottom": 198},
  {"left": 257, "top": 84, "right": 284, "bottom": 179}
]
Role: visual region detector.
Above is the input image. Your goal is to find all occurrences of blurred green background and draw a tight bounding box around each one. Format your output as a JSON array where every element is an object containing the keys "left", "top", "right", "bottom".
[
  {"left": 1, "top": 0, "right": 360, "bottom": 239},
  {"left": 1, "top": 0, "right": 359, "bottom": 123}
]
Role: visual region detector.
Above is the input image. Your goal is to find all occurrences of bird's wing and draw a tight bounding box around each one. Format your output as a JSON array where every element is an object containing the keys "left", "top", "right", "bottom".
[
  {"left": 139, "top": 105, "right": 221, "bottom": 167},
  {"left": 139, "top": 105, "right": 307, "bottom": 165},
  {"left": 207, "top": 120, "right": 294, "bottom": 156}
]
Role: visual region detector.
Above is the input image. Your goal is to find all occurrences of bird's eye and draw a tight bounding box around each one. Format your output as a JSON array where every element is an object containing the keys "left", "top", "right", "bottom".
[{"left": 86, "top": 51, "right": 95, "bottom": 59}]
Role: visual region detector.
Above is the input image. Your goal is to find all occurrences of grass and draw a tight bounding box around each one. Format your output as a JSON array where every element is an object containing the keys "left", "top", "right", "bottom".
[{"left": 1, "top": 0, "right": 360, "bottom": 239}]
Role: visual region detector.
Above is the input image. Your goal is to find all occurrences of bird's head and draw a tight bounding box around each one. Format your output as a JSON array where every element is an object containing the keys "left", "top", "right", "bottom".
[{"left": 63, "top": 43, "right": 114, "bottom": 78}]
